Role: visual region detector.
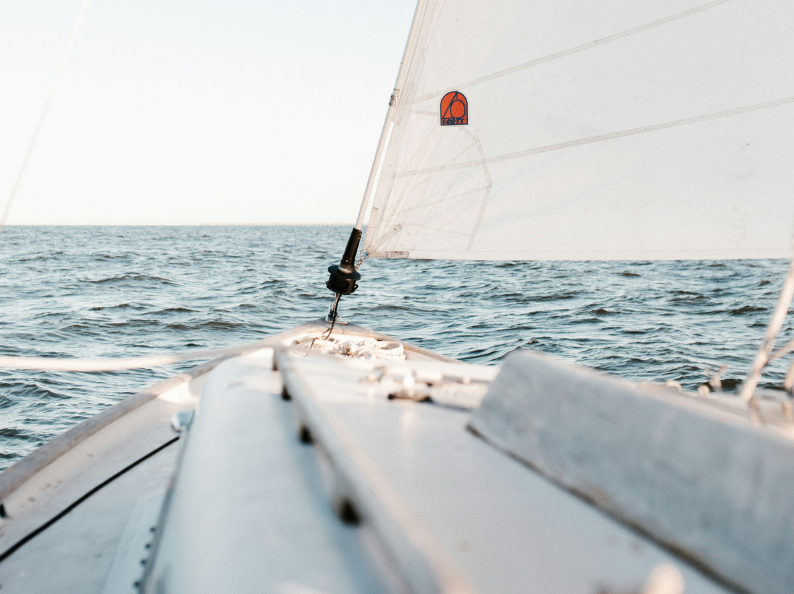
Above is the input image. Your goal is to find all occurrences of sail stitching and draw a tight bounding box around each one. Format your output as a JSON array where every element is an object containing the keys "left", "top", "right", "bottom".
[
  {"left": 366, "top": 224, "right": 404, "bottom": 253},
  {"left": 461, "top": 129, "right": 492, "bottom": 249},
  {"left": 397, "top": 221, "right": 473, "bottom": 237},
  {"left": 411, "top": 0, "right": 733, "bottom": 104},
  {"left": 394, "top": 95, "right": 794, "bottom": 179},
  {"left": 394, "top": 185, "right": 491, "bottom": 215},
  {"left": 401, "top": 140, "right": 480, "bottom": 197},
  {"left": 384, "top": 132, "right": 479, "bottom": 224}
]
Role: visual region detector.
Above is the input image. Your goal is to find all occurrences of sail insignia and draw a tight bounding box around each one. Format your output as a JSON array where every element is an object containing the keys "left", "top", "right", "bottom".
[{"left": 440, "top": 91, "right": 468, "bottom": 126}]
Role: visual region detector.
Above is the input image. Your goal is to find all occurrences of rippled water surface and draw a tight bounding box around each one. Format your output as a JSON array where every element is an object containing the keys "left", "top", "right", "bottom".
[{"left": 0, "top": 225, "right": 790, "bottom": 469}]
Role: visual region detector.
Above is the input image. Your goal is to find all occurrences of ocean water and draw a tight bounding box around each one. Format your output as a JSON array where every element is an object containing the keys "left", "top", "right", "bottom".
[{"left": 0, "top": 225, "right": 790, "bottom": 470}]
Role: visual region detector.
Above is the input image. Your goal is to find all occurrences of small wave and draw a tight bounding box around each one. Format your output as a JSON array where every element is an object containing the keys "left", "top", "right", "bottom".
[
  {"left": 93, "top": 254, "right": 130, "bottom": 261},
  {"left": 620, "top": 271, "right": 640, "bottom": 277},
  {"left": 532, "top": 293, "right": 577, "bottom": 302},
  {"left": 670, "top": 294, "right": 706, "bottom": 302},
  {"left": 85, "top": 273, "right": 176, "bottom": 285},
  {"left": 0, "top": 427, "right": 30, "bottom": 440},
  {"left": 729, "top": 305, "right": 767, "bottom": 316},
  {"left": 566, "top": 317, "right": 601, "bottom": 324},
  {"left": 89, "top": 303, "right": 137, "bottom": 311},
  {"left": 591, "top": 308, "right": 617, "bottom": 316},
  {"left": 376, "top": 304, "right": 411, "bottom": 312},
  {"left": 0, "top": 379, "right": 72, "bottom": 400},
  {"left": 166, "top": 320, "right": 246, "bottom": 331}
]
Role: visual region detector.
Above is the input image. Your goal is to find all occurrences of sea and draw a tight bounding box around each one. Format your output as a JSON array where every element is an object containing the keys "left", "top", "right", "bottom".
[{"left": 0, "top": 225, "right": 790, "bottom": 470}]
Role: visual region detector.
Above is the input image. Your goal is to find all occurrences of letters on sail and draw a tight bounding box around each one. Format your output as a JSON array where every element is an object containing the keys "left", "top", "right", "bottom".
[{"left": 363, "top": 0, "right": 794, "bottom": 260}]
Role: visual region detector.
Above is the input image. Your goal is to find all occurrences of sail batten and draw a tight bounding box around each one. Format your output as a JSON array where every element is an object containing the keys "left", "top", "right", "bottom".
[{"left": 363, "top": 0, "right": 794, "bottom": 261}]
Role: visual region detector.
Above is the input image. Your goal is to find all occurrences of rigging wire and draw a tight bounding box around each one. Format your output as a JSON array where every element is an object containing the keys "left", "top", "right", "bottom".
[
  {"left": 310, "top": 294, "right": 342, "bottom": 351},
  {"left": 1, "top": 0, "right": 93, "bottom": 236},
  {"left": 739, "top": 240, "right": 794, "bottom": 410}
]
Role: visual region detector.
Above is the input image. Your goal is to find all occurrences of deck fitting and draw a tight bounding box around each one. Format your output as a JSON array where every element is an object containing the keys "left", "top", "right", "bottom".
[
  {"left": 298, "top": 425, "right": 313, "bottom": 444},
  {"left": 336, "top": 498, "right": 361, "bottom": 525}
]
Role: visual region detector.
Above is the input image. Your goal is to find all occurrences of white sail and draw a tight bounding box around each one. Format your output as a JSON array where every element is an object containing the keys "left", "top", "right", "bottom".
[{"left": 363, "top": 0, "right": 794, "bottom": 260}]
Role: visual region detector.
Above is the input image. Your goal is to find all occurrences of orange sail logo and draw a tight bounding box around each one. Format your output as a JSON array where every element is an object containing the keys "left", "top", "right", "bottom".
[{"left": 440, "top": 91, "right": 468, "bottom": 126}]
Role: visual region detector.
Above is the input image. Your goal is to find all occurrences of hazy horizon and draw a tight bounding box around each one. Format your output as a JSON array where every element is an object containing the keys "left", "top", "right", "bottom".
[{"left": 0, "top": 0, "right": 415, "bottom": 226}]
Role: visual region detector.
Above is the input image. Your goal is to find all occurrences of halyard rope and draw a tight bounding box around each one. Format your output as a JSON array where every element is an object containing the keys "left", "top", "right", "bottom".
[
  {"left": 0, "top": 0, "right": 93, "bottom": 236},
  {"left": 0, "top": 346, "right": 242, "bottom": 372}
]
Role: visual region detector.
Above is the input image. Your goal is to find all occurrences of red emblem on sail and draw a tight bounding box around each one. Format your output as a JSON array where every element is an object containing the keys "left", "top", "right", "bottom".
[{"left": 440, "top": 91, "right": 468, "bottom": 126}]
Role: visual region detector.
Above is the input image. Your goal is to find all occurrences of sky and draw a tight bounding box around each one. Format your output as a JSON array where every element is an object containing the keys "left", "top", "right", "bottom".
[{"left": 0, "top": 0, "right": 416, "bottom": 225}]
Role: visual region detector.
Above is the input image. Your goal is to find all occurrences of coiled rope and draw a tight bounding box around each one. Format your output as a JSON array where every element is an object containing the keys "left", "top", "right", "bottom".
[{"left": 295, "top": 334, "right": 405, "bottom": 361}]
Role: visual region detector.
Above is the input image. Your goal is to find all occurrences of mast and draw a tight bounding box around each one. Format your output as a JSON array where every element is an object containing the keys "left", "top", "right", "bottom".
[{"left": 324, "top": 0, "right": 430, "bottom": 322}]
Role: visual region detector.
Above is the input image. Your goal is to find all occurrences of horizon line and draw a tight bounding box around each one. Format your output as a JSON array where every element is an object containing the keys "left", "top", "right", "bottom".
[{"left": 3, "top": 222, "right": 353, "bottom": 227}]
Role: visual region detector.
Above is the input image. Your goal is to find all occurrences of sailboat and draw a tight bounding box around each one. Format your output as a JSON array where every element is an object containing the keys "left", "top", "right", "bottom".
[{"left": 1, "top": 0, "right": 794, "bottom": 593}]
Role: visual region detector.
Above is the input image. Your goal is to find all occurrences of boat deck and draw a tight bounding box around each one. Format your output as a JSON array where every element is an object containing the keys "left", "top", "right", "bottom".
[{"left": 0, "top": 322, "right": 736, "bottom": 593}]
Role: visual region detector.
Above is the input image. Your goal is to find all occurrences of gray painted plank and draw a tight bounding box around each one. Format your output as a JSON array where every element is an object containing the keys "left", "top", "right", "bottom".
[{"left": 286, "top": 353, "right": 731, "bottom": 594}]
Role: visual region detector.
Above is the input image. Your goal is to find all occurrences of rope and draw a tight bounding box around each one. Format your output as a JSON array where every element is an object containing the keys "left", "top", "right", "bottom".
[
  {"left": 322, "top": 312, "right": 338, "bottom": 341},
  {"left": 295, "top": 334, "right": 405, "bottom": 361},
  {"left": 1, "top": 0, "right": 93, "bottom": 236},
  {"left": 0, "top": 345, "right": 246, "bottom": 372}
]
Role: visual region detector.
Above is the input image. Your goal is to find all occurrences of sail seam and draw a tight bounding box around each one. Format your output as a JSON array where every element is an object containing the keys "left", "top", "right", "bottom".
[
  {"left": 412, "top": 0, "right": 734, "bottom": 104},
  {"left": 366, "top": 224, "right": 403, "bottom": 253},
  {"left": 393, "top": 95, "right": 794, "bottom": 179},
  {"left": 394, "top": 185, "right": 490, "bottom": 215},
  {"left": 461, "top": 129, "right": 492, "bottom": 249}
]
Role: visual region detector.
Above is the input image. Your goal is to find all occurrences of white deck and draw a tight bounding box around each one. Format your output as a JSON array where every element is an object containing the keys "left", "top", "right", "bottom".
[
  {"left": 0, "top": 322, "right": 450, "bottom": 593},
  {"left": 146, "top": 346, "right": 732, "bottom": 594},
  {"left": 0, "top": 443, "right": 177, "bottom": 593},
  {"left": 0, "top": 322, "right": 744, "bottom": 593}
]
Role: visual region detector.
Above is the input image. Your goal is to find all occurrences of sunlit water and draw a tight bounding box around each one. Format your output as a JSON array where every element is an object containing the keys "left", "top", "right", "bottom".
[{"left": 0, "top": 225, "right": 790, "bottom": 469}]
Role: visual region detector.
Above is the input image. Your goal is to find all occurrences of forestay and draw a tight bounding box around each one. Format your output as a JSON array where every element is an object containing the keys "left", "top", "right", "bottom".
[{"left": 363, "top": 0, "right": 794, "bottom": 260}]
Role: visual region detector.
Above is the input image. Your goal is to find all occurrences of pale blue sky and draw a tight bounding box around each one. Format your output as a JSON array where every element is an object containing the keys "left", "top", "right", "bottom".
[{"left": 0, "top": 0, "right": 415, "bottom": 224}]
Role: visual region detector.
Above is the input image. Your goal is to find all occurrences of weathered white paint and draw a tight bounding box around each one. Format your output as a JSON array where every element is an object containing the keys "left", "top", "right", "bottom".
[
  {"left": 144, "top": 350, "right": 399, "bottom": 594},
  {"left": 469, "top": 350, "right": 794, "bottom": 594},
  {"left": 276, "top": 347, "right": 477, "bottom": 594},
  {"left": 101, "top": 492, "right": 167, "bottom": 594},
  {"left": 0, "top": 443, "right": 179, "bottom": 593},
  {"left": 199, "top": 350, "right": 728, "bottom": 594}
]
